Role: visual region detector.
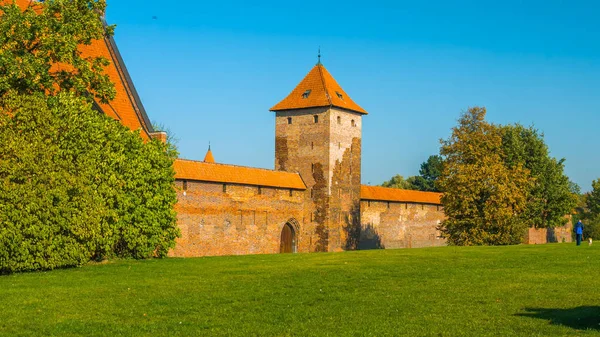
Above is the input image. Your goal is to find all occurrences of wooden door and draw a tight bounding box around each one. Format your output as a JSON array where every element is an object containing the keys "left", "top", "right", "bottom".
[{"left": 280, "top": 224, "right": 293, "bottom": 253}]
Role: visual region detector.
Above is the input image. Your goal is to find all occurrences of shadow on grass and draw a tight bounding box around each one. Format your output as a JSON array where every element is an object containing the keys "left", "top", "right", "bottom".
[{"left": 516, "top": 306, "right": 600, "bottom": 331}]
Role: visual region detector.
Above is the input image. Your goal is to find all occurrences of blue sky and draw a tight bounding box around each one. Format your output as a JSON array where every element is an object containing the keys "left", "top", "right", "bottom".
[{"left": 106, "top": 0, "right": 599, "bottom": 191}]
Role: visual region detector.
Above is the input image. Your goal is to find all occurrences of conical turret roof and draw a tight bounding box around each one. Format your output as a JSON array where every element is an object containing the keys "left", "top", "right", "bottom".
[
  {"left": 270, "top": 64, "right": 367, "bottom": 114},
  {"left": 203, "top": 147, "right": 215, "bottom": 163}
]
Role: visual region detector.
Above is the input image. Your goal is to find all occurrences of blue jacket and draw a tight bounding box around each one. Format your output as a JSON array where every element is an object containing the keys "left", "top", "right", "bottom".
[{"left": 574, "top": 222, "right": 584, "bottom": 235}]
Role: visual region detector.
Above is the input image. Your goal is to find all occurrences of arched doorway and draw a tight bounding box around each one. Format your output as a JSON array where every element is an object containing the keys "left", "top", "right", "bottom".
[{"left": 280, "top": 220, "right": 298, "bottom": 253}]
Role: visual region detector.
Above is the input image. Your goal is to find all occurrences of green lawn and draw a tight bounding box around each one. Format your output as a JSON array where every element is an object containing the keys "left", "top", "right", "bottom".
[{"left": 1, "top": 244, "right": 598, "bottom": 336}]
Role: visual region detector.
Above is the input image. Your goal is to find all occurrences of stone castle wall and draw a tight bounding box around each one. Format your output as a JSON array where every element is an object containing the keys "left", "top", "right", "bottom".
[
  {"left": 171, "top": 181, "right": 447, "bottom": 257},
  {"left": 526, "top": 221, "right": 573, "bottom": 245},
  {"left": 171, "top": 181, "right": 572, "bottom": 257},
  {"left": 359, "top": 200, "right": 446, "bottom": 249},
  {"left": 171, "top": 180, "right": 311, "bottom": 257}
]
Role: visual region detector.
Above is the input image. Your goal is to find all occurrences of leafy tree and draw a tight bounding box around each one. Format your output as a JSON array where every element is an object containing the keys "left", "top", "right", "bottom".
[
  {"left": 582, "top": 216, "right": 600, "bottom": 240},
  {"left": 414, "top": 155, "right": 444, "bottom": 192},
  {"left": 438, "top": 107, "right": 533, "bottom": 246},
  {"left": 0, "top": 1, "right": 179, "bottom": 273},
  {"left": 0, "top": 93, "right": 179, "bottom": 273},
  {"left": 569, "top": 181, "right": 581, "bottom": 195},
  {"left": 586, "top": 179, "right": 600, "bottom": 216},
  {"left": 582, "top": 179, "right": 600, "bottom": 240},
  {"left": 0, "top": 0, "right": 115, "bottom": 103},
  {"left": 381, "top": 174, "right": 414, "bottom": 189},
  {"left": 500, "top": 124, "right": 576, "bottom": 228},
  {"left": 380, "top": 156, "right": 443, "bottom": 192}
]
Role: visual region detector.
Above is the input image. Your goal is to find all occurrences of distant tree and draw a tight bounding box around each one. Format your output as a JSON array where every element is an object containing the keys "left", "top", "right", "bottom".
[
  {"left": 581, "top": 179, "right": 600, "bottom": 240},
  {"left": 0, "top": 0, "right": 116, "bottom": 104},
  {"left": 381, "top": 174, "right": 414, "bottom": 189},
  {"left": 437, "top": 107, "right": 533, "bottom": 246},
  {"left": 380, "top": 156, "right": 443, "bottom": 192},
  {"left": 413, "top": 155, "right": 444, "bottom": 192},
  {"left": 500, "top": 124, "right": 576, "bottom": 228},
  {"left": 586, "top": 179, "right": 600, "bottom": 216},
  {"left": 569, "top": 181, "right": 582, "bottom": 195}
]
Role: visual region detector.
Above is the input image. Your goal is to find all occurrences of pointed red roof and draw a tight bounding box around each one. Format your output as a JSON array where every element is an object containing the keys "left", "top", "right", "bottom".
[
  {"left": 203, "top": 148, "right": 215, "bottom": 163},
  {"left": 270, "top": 64, "right": 367, "bottom": 114}
]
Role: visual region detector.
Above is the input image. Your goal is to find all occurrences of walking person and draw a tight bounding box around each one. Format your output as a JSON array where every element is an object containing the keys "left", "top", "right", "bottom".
[{"left": 574, "top": 220, "right": 584, "bottom": 246}]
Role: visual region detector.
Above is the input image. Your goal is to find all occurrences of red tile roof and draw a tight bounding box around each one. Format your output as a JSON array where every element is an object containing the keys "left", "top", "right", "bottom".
[
  {"left": 270, "top": 64, "right": 367, "bottom": 114},
  {"left": 174, "top": 159, "right": 307, "bottom": 190},
  {"left": 10, "top": 0, "right": 154, "bottom": 139},
  {"left": 361, "top": 185, "right": 442, "bottom": 205}
]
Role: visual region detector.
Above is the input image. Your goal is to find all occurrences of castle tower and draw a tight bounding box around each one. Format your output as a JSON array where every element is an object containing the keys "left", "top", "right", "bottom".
[{"left": 270, "top": 62, "right": 367, "bottom": 252}]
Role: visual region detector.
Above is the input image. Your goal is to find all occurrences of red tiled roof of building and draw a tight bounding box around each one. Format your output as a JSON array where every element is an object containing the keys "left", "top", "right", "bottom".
[
  {"left": 270, "top": 64, "right": 367, "bottom": 115},
  {"left": 361, "top": 185, "right": 442, "bottom": 205},
  {"left": 9, "top": 0, "right": 153, "bottom": 139},
  {"left": 174, "top": 159, "right": 307, "bottom": 190}
]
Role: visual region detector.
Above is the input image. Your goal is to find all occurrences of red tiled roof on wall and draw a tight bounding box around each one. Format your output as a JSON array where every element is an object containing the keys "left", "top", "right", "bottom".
[
  {"left": 361, "top": 185, "right": 442, "bottom": 205},
  {"left": 174, "top": 159, "right": 307, "bottom": 190}
]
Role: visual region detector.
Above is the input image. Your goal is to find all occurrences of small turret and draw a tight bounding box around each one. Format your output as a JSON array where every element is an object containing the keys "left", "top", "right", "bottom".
[{"left": 203, "top": 145, "right": 215, "bottom": 163}]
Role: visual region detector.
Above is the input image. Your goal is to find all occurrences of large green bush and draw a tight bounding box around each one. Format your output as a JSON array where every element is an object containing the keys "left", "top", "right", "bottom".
[{"left": 0, "top": 93, "right": 179, "bottom": 273}]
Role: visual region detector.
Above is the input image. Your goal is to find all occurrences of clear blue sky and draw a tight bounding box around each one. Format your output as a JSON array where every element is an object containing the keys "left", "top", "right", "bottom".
[{"left": 106, "top": 0, "right": 599, "bottom": 191}]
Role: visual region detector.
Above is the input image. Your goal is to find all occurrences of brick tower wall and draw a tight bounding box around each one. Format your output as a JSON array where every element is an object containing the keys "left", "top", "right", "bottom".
[
  {"left": 275, "top": 108, "right": 363, "bottom": 252},
  {"left": 328, "top": 108, "right": 363, "bottom": 251},
  {"left": 275, "top": 107, "right": 329, "bottom": 252}
]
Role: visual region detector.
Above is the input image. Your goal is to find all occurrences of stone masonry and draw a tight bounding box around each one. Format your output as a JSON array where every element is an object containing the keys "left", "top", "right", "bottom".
[
  {"left": 171, "top": 180, "right": 306, "bottom": 256},
  {"left": 275, "top": 107, "right": 363, "bottom": 252},
  {"left": 360, "top": 200, "right": 446, "bottom": 249}
]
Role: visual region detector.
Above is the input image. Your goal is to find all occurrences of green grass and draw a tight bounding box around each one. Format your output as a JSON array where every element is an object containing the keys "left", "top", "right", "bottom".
[{"left": 1, "top": 244, "right": 599, "bottom": 336}]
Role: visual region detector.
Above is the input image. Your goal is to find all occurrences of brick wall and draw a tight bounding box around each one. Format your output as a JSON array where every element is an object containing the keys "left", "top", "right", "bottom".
[
  {"left": 171, "top": 180, "right": 312, "bottom": 257},
  {"left": 526, "top": 219, "right": 573, "bottom": 244},
  {"left": 171, "top": 179, "right": 572, "bottom": 256},
  {"left": 359, "top": 200, "right": 446, "bottom": 249}
]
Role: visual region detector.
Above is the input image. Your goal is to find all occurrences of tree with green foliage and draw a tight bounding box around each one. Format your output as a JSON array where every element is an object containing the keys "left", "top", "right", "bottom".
[
  {"left": 438, "top": 107, "right": 533, "bottom": 245},
  {"left": 0, "top": 0, "right": 115, "bottom": 103},
  {"left": 586, "top": 179, "right": 600, "bottom": 216},
  {"left": 381, "top": 174, "right": 414, "bottom": 189},
  {"left": 500, "top": 124, "right": 576, "bottom": 228},
  {"left": 380, "top": 156, "right": 443, "bottom": 192},
  {"left": 582, "top": 179, "right": 600, "bottom": 240},
  {"left": 0, "top": 0, "right": 179, "bottom": 273},
  {"left": 0, "top": 93, "right": 179, "bottom": 273},
  {"left": 412, "top": 155, "right": 444, "bottom": 192}
]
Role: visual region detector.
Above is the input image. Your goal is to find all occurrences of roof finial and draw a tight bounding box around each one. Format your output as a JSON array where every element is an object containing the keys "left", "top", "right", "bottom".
[
  {"left": 208, "top": 141, "right": 211, "bottom": 151},
  {"left": 317, "top": 47, "right": 321, "bottom": 65}
]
